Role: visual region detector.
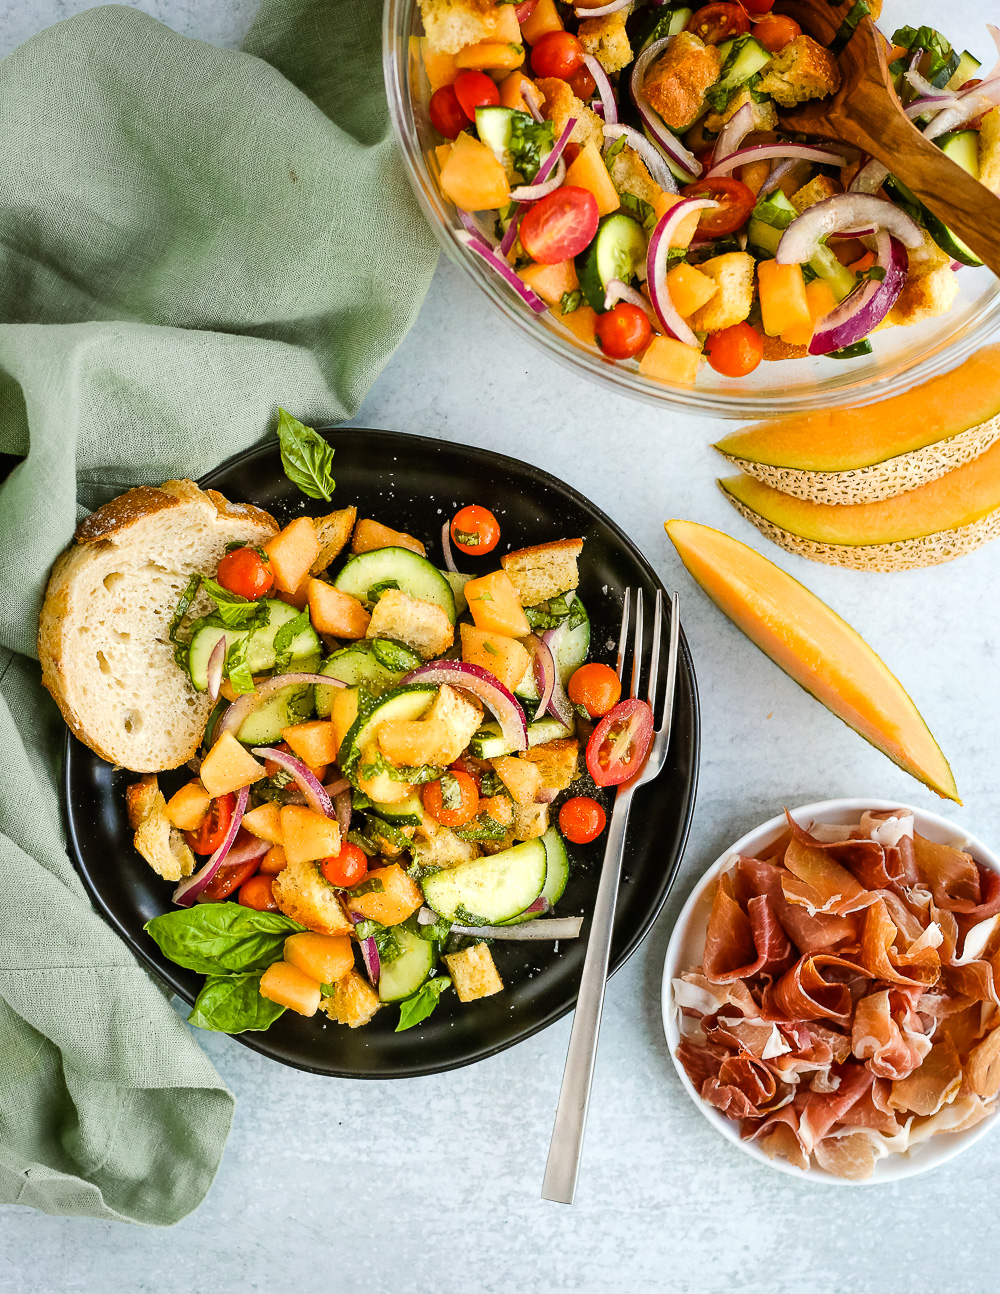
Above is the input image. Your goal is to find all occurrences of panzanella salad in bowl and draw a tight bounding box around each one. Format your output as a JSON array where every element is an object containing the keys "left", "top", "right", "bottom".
[{"left": 385, "top": 0, "right": 1000, "bottom": 414}]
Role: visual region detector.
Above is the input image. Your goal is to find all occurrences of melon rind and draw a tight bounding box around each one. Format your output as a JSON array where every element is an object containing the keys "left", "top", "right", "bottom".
[
  {"left": 717, "top": 414, "right": 1000, "bottom": 505},
  {"left": 722, "top": 486, "right": 1000, "bottom": 572}
]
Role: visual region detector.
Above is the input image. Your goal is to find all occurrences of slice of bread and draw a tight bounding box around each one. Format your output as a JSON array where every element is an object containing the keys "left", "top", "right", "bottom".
[{"left": 39, "top": 479, "right": 278, "bottom": 773}]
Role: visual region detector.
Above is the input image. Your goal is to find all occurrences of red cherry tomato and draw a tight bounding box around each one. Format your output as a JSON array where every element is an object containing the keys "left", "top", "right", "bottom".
[
  {"left": 216, "top": 546, "right": 273, "bottom": 600},
  {"left": 184, "top": 791, "right": 236, "bottom": 855},
  {"left": 561, "top": 141, "right": 583, "bottom": 166},
  {"left": 705, "top": 321, "right": 764, "bottom": 377},
  {"left": 200, "top": 845, "right": 262, "bottom": 902},
  {"left": 530, "top": 30, "right": 586, "bottom": 80},
  {"left": 742, "top": 0, "right": 774, "bottom": 13},
  {"left": 319, "top": 843, "right": 369, "bottom": 888},
  {"left": 520, "top": 186, "right": 600, "bottom": 263},
  {"left": 429, "top": 84, "right": 471, "bottom": 139},
  {"left": 568, "top": 662, "right": 622, "bottom": 718},
  {"left": 680, "top": 176, "right": 756, "bottom": 238},
  {"left": 239, "top": 874, "right": 279, "bottom": 911},
  {"left": 453, "top": 69, "right": 500, "bottom": 121},
  {"left": 595, "top": 302, "right": 653, "bottom": 361},
  {"left": 752, "top": 13, "right": 800, "bottom": 52},
  {"left": 559, "top": 796, "right": 607, "bottom": 844},
  {"left": 585, "top": 698, "right": 655, "bottom": 787},
  {"left": 422, "top": 770, "right": 480, "bottom": 828},
  {"left": 568, "top": 65, "right": 597, "bottom": 101},
  {"left": 514, "top": 0, "right": 538, "bottom": 22},
  {"left": 687, "top": 3, "right": 751, "bottom": 43},
  {"left": 451, "top": 504, "right": 501, "bottom": 555},
  {"left": 263, "top": 740, "right": 293, "bottom": 778}
]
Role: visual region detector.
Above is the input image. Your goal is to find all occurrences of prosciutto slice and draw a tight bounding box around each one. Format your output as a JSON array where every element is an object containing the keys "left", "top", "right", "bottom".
[
  {"left": 888, "top": 1036, "right": 962, "bottom": 1115},
  {"left": 765, "top": 954, "right": 863, "bottom": 1025},
  {"left": 859, "top": 898, "right": 941, "bottom": 988},
  {"left": 738, "top": 857, "right": 858, "bottom": 954},
  {"left": 780, "top": 835, "right": 877, "bottom": 917},
  {"left": 703, "top": 873, "right": 792, "bottom": 983},
  {"left": 852, "top": 990, "right": 931, "bottom": 1080}
]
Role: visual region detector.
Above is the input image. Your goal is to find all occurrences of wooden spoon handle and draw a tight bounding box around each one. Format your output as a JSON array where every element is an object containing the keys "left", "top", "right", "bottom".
[{"left": 838, "top": 103, "right": 1000, "bottom": 276}]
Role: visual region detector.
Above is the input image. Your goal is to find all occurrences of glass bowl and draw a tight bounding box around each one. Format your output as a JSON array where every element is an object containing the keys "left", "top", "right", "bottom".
[{"left": 383, "top": 0, "right": 1000, "bottom": 419}]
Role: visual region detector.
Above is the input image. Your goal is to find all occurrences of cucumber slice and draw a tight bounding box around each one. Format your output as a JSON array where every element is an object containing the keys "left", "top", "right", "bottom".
[
  {"left": 187, "top": 600, "right": 320, "bottom": 691},
  {"left": 945, "top": 51, "right": 981, "bottom": 92},
  {"left": 747, "top": 189, "right": 796, "bottom": 259},
  {"left": 640, "top": 7, "right": 693, "bottom": 49},
  {"left": 577, "top": 213, "right": 648, "bottom": 312},
  {"left": 442, "top": 569, "right": 472, "bottom": 616},
  {"left": 475, "top": 105, "right": 517, "bottom": 166},
  {"left": 315, "top": 644, "right": 402, "bottom": 716},
  {"left": 884, "top": 165, "right": 982, "bottom": 269},
  {"left": 939, "top": 129, "right": 980, "bottom": 180},
  {"left": 808, "top": 243, "right": 857, "bottom": 304},
  {"left": 540, "top": 828, "right": 570, "bottom": 906},
  {"left": 378, "top": 926, "right": 436, "bottom": 1003},
  {"left": 338, "top": 684, "right": 438, "bottom": 771},
  {"left": 468, "top": 716, "right": 573, "bottom": 760},
  {"left": 712, "top": 35, "right": 771, "bottom": 103},
  {"left": 421, "top": 838, "right": 547, "bottom": 923},
  {"left": 334, "top": 548, "right": 457, "bottom": 622},
  {"left": 188, "top": 623, "right": 238, "bottom": 692},
  {"left": 369, "top": 791, "right": 425, "bottom": 827},
  {"left": 237, "top": 679, "right": 316, "bottom": 745},
  {"left": 370, "top": 638, "right": 423, "bottom": 672}
]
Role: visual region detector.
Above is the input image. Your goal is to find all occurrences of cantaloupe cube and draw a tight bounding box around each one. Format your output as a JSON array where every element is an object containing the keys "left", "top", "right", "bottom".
[
  {"left": 455, "top": 41, "right": 524, "bottom": 71},
  {"left": 283, "top": 932, "right": 355, "bottom": 985},
  {"left": 165, "top": 781, "right": 211, "bottom": 832},
  {"left": 520, "top": 0, "right": 562, "bottom": 42},
  {"left": 460, "top": 623, "right": 531, "bottom": 693},
  {"left": 377, "top": 684, "right": 481, "bottom": 768},
  {"left": 279, "top": 804, "right": 342, "bottom": 865},
  {"left": 658, "top": 193, "right": 703, "bottom": 246},
  {"left": 345, "top": 864, "right": 424, "bottom": 925},
  {"left": 781, "top": 278, "right": 837, "bottom": 347},
  {"left": 306, "top": 578, "right": 370, "bottom": 639},
  {"left": 638, "top": 335, "right": 702, "bottom": 387},
  {"left": 757, "top": 259, "right": 810, "bottom": 337},
  {"left": 321, "top": 969, "right": 381, "bottom": 1027},
  {"left": 259, "top": 960, "right": 321, "bottom": 1016},
  {"left": 667, "top": 263, "right": 717, "bottom": 319},
  {"left": 481, "top": 794, "right": 514, "bottom": 825},
  {"left": 199, "top": 732, "right": 267, "bottom": 798},
  {"left": 241, "top": 801, "right": 283, "bottom": 845},
  {"left": 493, "top": 4, "right": 521, "bottom": 42},
  {"left": 434, "top": 143, "right": 452, "bottom": 173},
  {"left": 492, "top": 754, "right": 542, "bottom": 805},
  {"left": 281, "top": 718, "right": 339, "bottom": 771},
  {"left": 464, "top": 570, "right": 530, "bottom": 637},
  {"left": 421, "top": 38, "right": 459, "bottom": 92},
  {"left": 440, "top": 131, "right": 511, "bottom": 210},
  {"left": 329, "top": 686, "right": 360, "bottom": 755},
  {"left": 499, "top": 70, "right": 537, "bottom": 112},
  {"left": 259, "top": 844, "right": 287, "bottom": 875},
  {"left": 354, "top": 742, "right": 414, "bottom": 805},
  {"left": 555, "top": 303, "right": 598, "bottom": 347},
  {"left": 264, "top": 517, "right": 321, "bottom": 595},
  {"left": 351, "top": 518, "right": 426, "bottom": 556},
  {"left": 739, "top": 158, "right": 772, "bottom": 197},
  {"left": 519, "top": 259, "right": 579, "bottom": 307},
  {"left": 564, "top": 141, "right": 620, "bottom": 217},
  {"left": 277, "top": 574, "right": 311, "bottom": 611}
]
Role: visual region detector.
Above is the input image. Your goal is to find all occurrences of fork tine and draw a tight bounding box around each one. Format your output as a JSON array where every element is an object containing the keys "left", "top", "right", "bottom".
[
  {"left": 646, "top": 588, "right": 663, "bottom": 713},
  {"left": 660, "top": 592, "right": 681, "bottom": 738},
  {"left": 629, "top": 588, "right": 643, "bottom": 700},
  {"left": 614, "top": 588, "right": 630, "bottom": 683}
]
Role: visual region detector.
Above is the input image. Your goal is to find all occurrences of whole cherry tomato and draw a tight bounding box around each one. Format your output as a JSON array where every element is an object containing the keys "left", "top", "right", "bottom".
[
  {"left": 568, "top": 65, "right": 597, "bottom": 101},
  {"left": 568, "top": 662, "right": 622, "bottom": 718},
  {"left": 451, "top": 504, "right": 501, "bottom": 555},
  {"left": 742, "top": 0, "right": 775, "bottom": 13},
  {"left": 429, "top": 84, "right": 471, "bottom": 139},
  {"left": 184, "top": 791, "right": 236, "bottom": 855},
  {"left": 595, "top": 303, "right": 653, "bottom": 361},
  {"left": 531, "top": 30, "right": 586, "bottom": 80},
  {"left": 453, "top": 69, "right": 500, "bottom": 121},
  {"left": 423, "top": 770, "right": 480, "bottom": 828},
  {"left": 752, "top": 13, "right": 800, "bottom": 52},
  {"left": 216, "top": 546, "right": 273, "bottom": 600},
  {"left": 519, "top": 186, "right": 600, "bottom": 263},
  {"left": 687, "top": 3, "right": 751, "bottom": 44},
  {"left": 559, "top": 796, "right": 607, "bottom": 844},
  {"left": 320, "top": 842, "right": 369, "bottom": 888},
  {"left": 680, "top": 176, "right": 756, "bottom": 238},
  {"left": 585, "top": 698, "right": 655, "bottom": 787},
  {"left": 705, "top": 321, "right": 764, "bottom": 377},
  {"left": 239, "top": 874, "right": 279, "bottom": 911}
]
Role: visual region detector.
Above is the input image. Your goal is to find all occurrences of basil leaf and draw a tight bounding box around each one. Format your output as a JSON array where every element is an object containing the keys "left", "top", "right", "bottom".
[
  {"left": 559, "top": 288, "right": 583, "bottom": 316},
  {"left": 367, "top": 578, "right": 400, "bottom": 603},
  {"left": 891, "top": 25, "right": 957, "bottom": 87},
  {"left": 145, "top": 904, "right": 306, "bottom": 975},
  {"left": 438, "top": 771, "right": 464, "bottom": 813},
  {"left": 225, "top": 635, "right": 255, "bottom": 694},
  {"left": 370, "top": 638, "right": 421, "bottom": 671},
  {"left": 276, "top": 407, "right": 336, "bottom": 501},
  {"left": 202, "top": 577, "right": 269, "bottom": 629},
  {"left": 455, "top": 904, "right": 491, "bottom": 926},
  {"left": 168, "top": 574, "right": 202, "bottom": 669},
  {"left": 407, "top": 862, "right": 443, "bottom": 882},
  {"left": 355, "top": 919, "right": 403, "bottom": 963},
  {"left": 347, "top": 829, "right": 378, "bottom": 856},
  {"left": 478, "top": 769, "right": 504, "bottom": 797},
  {"left": 507, "top": 111, "right": 554, "bottom": 182},
  {"left": 272, "top": 608, "right": 311, "bottom": 673},
  {"left": 619, "top": 191, "right": 658, "bottom": 236},
  {"left": 405, "top": 911, "right": 452, "bottom": 944},
  {"left": 395, "top": 976, "right": 452, "bottom": 1031},
  {"left": 603, "top": 134, "right": 627, "bottom": 170},
  {"left": 524, "top": 592, "right": 587, "bottom": 633},
  {"left": 188, "top": 973, "right": 286, "bottom": 1033},
  {"left": 359, "top": 750, "right": 445, "bottom": 785},
  {"left": 453, "top": 816, "right": 509, "bottom": 843}
]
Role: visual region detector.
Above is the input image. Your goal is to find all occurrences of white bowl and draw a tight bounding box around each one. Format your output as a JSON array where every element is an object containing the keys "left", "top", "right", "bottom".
[{"left": 661, "top": 798, "right": 1000, "bottom": 1184}]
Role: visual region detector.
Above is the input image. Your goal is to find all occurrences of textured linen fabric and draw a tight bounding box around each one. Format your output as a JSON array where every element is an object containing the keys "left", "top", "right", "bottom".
[{"left": 0, "top": 0, "right": 437, "bottom": 1225}]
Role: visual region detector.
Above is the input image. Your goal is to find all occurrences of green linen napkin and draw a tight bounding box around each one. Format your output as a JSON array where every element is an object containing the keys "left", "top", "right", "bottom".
[{"left": 0, "top": 0, "right": 437, "bottom": 1225}]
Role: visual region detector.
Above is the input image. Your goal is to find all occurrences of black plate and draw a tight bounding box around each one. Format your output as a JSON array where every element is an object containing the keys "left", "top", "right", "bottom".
[{"left": 64, "top": 427, "right": 699, "bottom": 1078}]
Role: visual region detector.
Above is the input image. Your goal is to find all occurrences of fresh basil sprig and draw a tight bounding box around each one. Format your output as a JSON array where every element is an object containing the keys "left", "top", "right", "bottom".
[
  {"left": 145, "top": 904, "right": 306, "bottom": 975},
  {"left": 189, "top": 974, "right": 287, "bottom": 1033},
  {"left": 226, "top": 636, "right": 255, "bottom": 694},
  {"left": 168, "top": 574, "right": 202, "bottom": 668},
  {"left": 202, "top": 576, "right": 269, "bottom": 629},
  {"left": 396, "top": 976, "right": 452, "bottom": 1032},
  {"left": 272, "top": 609, "right": 311, "bottom": 673},
  {"left": 276, "top": 408, "right": 336, "bottom": 501}
]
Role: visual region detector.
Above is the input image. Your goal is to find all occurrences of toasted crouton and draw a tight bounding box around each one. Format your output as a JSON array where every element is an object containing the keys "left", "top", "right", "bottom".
[
  {"left": 642, "top": 32, "right": 721, "bottom": 132},
  {"left": 418, "top": 0, "right": 506, "bottom": 54},
  {"left": 610, "top": 146, "right": 666, "bottom": 211},
  {"left": 790, "top": 173, "right": 842, "bottom": 213},
  {"left": 321, "top": 970, "right": 381, "bottom": 1028},
  {"left": 536, "top": 78, "right": 605, "bottom": 151},
  {"left": 579, "top": 10, "right": 631, "bottom": 74},
  {"left": 761, "top": 333, "right": 808, "bottom": 361},
  {"left": 365, "top": 588, "right": 454, "bottom": 659},
  {"left": 886, "top": 264, "right": 959, "bottom": 327},
  {"left": 445, "top": 943, "right": 503, "bottom": 1002},
  {"left": 757, "top": 35, "right": 840, "bottom": 108},
  {"left": 980, "top": 107, "right": 1000, "bottom": 197},
  {"left": 310, "top": 506, "right": 356, "bottom": 574},
  {"left": 272, "top": 852, "right": 354, "bottom": 936},
  {"left": 704, "top": 86, "right": 777, "bottom": 135},
  {"left": 412, "top": 821, "right": 481, "bottom": 869},
  {"left": 126, "top": 775, "right": 195, "bottom": 882},
  {"left": 522, "top": 738, "right": 579, "bottom": 791},
  {"left": 688, "top": 252, "right": 756, "bottom": 333},
  {"left": 501, "top": 537, "right": 583, "bottom": 606}
]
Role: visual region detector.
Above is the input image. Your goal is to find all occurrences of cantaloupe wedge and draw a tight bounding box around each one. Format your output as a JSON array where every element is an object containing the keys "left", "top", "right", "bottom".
[
  {"left": 720, "top": 437, "right": 1000, "bottom": 571},
  {"left": 714, "top": 345, "right": 1000, "bottom": 504},
  {"left": 665, "top": 520, "right": 959, "bottom": 802}
]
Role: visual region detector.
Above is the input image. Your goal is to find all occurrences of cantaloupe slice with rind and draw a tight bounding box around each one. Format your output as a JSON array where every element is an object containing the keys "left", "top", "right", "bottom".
[
  {"left": 720, "top": 436, "right": 1000, "bottom": 571},
  {"left": 714, "top": 346, "right": 1000, "bottom": 505},
  {"left": 665, "top": 520, "right": 959, "bottom": 803}
]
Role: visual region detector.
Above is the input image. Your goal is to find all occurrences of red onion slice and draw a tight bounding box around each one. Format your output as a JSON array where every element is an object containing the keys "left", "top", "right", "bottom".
[
  {"left": 603, "top": 122, "right": 681, "bottom": 194},
  {"left": 583, "top": 54, "right": 618, "bottom": 126},
  {"left": 808, "top": 231, "right": 907, "bottom": 356},
  {"left": 525, "top": 633, "right": 556, "bottom": 722},
  {"left": 458, "top": 232, "right": 548, "bottom": 313},
  {"left": 759, "top": 157, "right": 802, "bottom": 197},
  {"left": 215, "top": 673, "right": 344, "bottom": 746},
  {"left": 223, "top": 832, "right": 271, "bottom": 867},
  {"left": 849, "top": 157, "right": 890, "bottom": 195},
  {"left": 401, "top": 661, "right": 528, "bottom": 751},
  {"left": 449, "top": 917, "right": 583, "bottom": 939},
  {"left": 440, "top": 519, "right": 462, "bottom": 575},
  {"left": 706, "top": 142, "right": 847, "bottom": 179},
  {"left": 540, "top": 622, "right": 577, "bottom": 729},
  {"left": 522, "top": 79, "right": 545, "bottom": 124},
  {"left": 360, "top": 936, "right": 380, "bottom": 986},
  {"left": 712, "top": 99, "right": 755, "bottom": 164},
  {"left": 645, "top": 197, "right": 718, "bottom": 348},
  {"left": 251, "top": 746, "right": 334, "bottom": 818},
  {"left": 172, "top": 784, "right": 249, "bottom": 906},
  {"left": 524, "top": 896, "right": 551, "bottom": 915},
  {"left": 629, "top": 38, "right": 700, "bottom": 183},
  {"left": 574, "top": 0, "right": 629, "bottom": 14},
  {"left": 603, "top": 277, "right": 657, "bottom": 324},
  {"left": 324, "top": 777, "right": 349, "bottom": 797},
  {"left": 776, "top": 193, "right": 923, "bottom": 266},
  {"left": 206, "top": 634, "right": 226, "bottom": 702},
  {"left": 333, "top": 787, "right": 352, "bottom": 839},
  {"left": 499, "top": 206, "right": 524, "bottom": 259},
  {"left": 458, "top": 207, "right": 499, "bottom": 248},
  {"left": 510, "top": 157, "right": 566, "bottom": 202}
]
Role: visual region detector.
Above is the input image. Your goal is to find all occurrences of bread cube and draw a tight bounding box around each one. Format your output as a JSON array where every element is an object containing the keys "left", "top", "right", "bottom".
[
  {"left": 126, "top": 775, "right": 195, "bottom": 881},
  {"left": 445, "top": 942, "right": 503, "bottom": 1002},
  {"left": 523, "top": 738, "right": 579, "bottom": 791},
  {"left": 264, "top": 517, "right": 320, "bottom": 594},
  {"left": 366, "top": 588, "right": 454, "bottom": 659},
  {"left": 790, "top": 174, "right": 843, "bottom": 213},
  {"left": 310, "top": 506, "right": 357, "bottom": 574},
  {"left": 578, "top": 10, "right": 631, "bottom": 73},
  {"left": 351, "top": 518, "right": 426, "bottom": 556},
  {"left": 279, "top": 804, "right": 342, "bottom": 865},
  {"left": 535, "top": 77, "right": 605, "bottom": 151},
  {"left": 514, "top": 800, "right": 550, "bottom": 841},
  {"left": 411, "top": 821, "right": 481, "bottom": 870},
  {"left": 272, "top": 851, "right": 353, "bottom": 935},
  {"left": 642, "top": 32, "right": 720, "bottom": 131},
  {"left": 199, "top": 732, "right": 267, "bottom": 797},
  {"left": 377, "top": 683, "right": 483, "bottom": 768},
  {"left": 981, "top": 107, "right": 1000, "bottom": 197},
  {"left": 500, "top": 538, "right": 583, "bottom": 607},
  {"left": 757, "top": 34, "right": 840, "bottom": 107},
  {"left": 321, "top": 969, "right": 381, "bottom": 1028},
  {"left": 492, "top": 754, "right": 543, "bottom": 806},
  {"left": 345, "top": 863, "right": 424, "bottom": 925},
  {"left": 687, "top": 252, "right": 756, "bottom": 333},
  {"left": 704, "top": 86, "right": 777, "bottom": 135}
]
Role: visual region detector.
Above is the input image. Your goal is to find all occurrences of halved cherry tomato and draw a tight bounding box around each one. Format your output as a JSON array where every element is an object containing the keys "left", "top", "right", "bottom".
[
  {"left": 680, "top": 176, "right": 756, "bottom": 238},
  {"left": 264, "top": 740, "right": 293, "bottom": 778},
  {"left": 184, "top": 791, "right": 236, "bottom": 855},
  {"left": 201, "top": 849, "right": 262, "bottom": 902},
  {"left": 515, "top": 0, "right": 538, "bottom": 22},
  {"left": 422, "top": 770, "right": 480, "bottom": 827},
  {"left": 451, "top": 504, "right": 501, "bottom": 555},
  {"left": 687, "top": 3, "right": 750, "bottom": 44},
  {"left": 742, "top": 0, "right": 774, "bottom": 13},
  {"left": 568, "top": 65, "right": 597, "bottom": 101},
  {"left": 239, "top": 874, "right": 279, "bottom": 911},
  {"left": 531, "top": 30, "right": 585, "bottom": 80},
  {"left": 752, "top": 13, "right": 800, "bottom": 52},
  {"left": 595, "top": 302, "right": 653, "bottom": 360},
  {"left": 561, "top": 141, "right": 582, "bottom": 166},
  {"left": 319, "top": 842, "right": 369, "bottom": 888},
  {"left": 585, "top": 698, "right": 655, "bottom": 786},
  {"left": 559, "top": 796, "right": 607, "bottom": 844},
  {"left": 216, "top": 546, "right": 273, "bottom": 600},
  {"left": 454, "top": 69, "right": 500, "bottom": 121},
  {"left": 568, "top": 663, "right": 623, "bottom": 718},
  {"left": 429, "top": 84, "right": 471, "bottom": 139},
  {"left": 519, "top": 186, "right": 600, "bottom": 263},
  {"left": 705, "top": 321, "right": 764, "bottom": 377}
]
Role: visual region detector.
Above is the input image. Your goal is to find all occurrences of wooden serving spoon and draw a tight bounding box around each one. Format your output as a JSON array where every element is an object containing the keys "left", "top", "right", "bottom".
[{"left": 773, "top": 0, "right": 1000, "bottom": 276}]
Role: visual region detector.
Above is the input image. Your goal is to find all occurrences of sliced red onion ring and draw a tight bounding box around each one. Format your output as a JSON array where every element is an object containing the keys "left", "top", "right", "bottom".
[
  {"left": 223, "top": 832, "right": 271, "bottom": 867},
  {"left": 629, "top": 38, "right": 700, "bottom": 182},
  {"left": 849, "top": 157, "right": 890, "bottom": 194},
  {"left": 402, "top": 661, "right": 528, "bottom": 752},
  {"left": 706, "top": 143, "right": 847, "bottom": 179},
  {"left": 522, "top": 79, "right": 545, "bottom": 124},
  {"left": 215, "top": 673, "right": 343, "bottom": 745},
  {"left": 206, "top": 635, "right": 226, "bottom": 702},
  {"left": 603, "top": 123, "right": 681, "bottom": 195},
  {"left": 776, "top": 193, "right": 923, "bottom": 266},
  {"left": 458, "top": 207, "right": 499, "bottom": 248},
  {"left": 904, "top": 95, "right": 962, "bottom": 121},
  {"left": 603, "top": 277, "right": 657, "bottom": 324},
  {"left": 417, "top": 905, "right": 439, "bottom": 926},
  {"left": 759, "top": 157, "right": 802, "bottom": 197},
  {"left": 712, "top": 99, "right": 755, "bottom": 163},
  {"left": 333, "top": 787, "right": 352, "bottom": 839},
  {"left": 574, "top": 0, "right": 629, "bottom": 13},
  {"left": 510, "top": 157, "right": 566, "bottom": 202},
  {"left": 499, "top": 207, "right": 524, "bottom": 259},
  {"left": 536, "top": 786, "right": 558, "bottom": 804},
  {"left": 360, "top": 936, "right": 380, "bottom": 986},
  {"left": 251, "top": 746, "right": 334, "bottom": 818},
  {"left": 592, "top": 99, "right": 605, "bottom": 120},
  {"left": 524, "top": 633, "right": 556, "bottom": 722},
  {"left": 905, "top": 53, "right": 942, "bottom": 103},
  {"left": 449, "top": 917, "right": 583, "bottom": 939},
  {"left": 540, "top": 622, "right": 576, "bottom": 729},
  {"left": 458, "top": 232, "right": 548, "bottom": 313},
  {"left": 524, "top": 896, "right": 551, "bottom": 915},
  {"left": 646, "top": 197, "right": 718, "bottom": 348},
  {"left": 324, "top": 777, "right": 349, "bottom": 797},
  {"left": 583, "top": 54, "right": 617, "bottom": 126},
  {"left": 808, "top": 231, "right": 907, "bottom": 356},
  {"left": 440, "top": 519, "right": 461, "bottom": 575},
  {"left": 173, "top": 784, "right": 249, "bottom": 906},
  {"left": 830, "top": 226, "right": 877, "bottom": 240},
  {"left": 498, "top": 117, "right": 576, "bottom": 258}
]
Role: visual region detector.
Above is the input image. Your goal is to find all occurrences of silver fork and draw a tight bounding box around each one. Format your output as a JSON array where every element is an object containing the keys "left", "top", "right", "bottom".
[{"left": 541, "top": 586, "right": 681, "bottom": 1205}]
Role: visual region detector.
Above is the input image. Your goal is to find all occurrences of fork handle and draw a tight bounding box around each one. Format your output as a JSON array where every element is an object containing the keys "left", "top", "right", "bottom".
[{"left": 541, "top": 786, "right": 634, "bottom": 1205}]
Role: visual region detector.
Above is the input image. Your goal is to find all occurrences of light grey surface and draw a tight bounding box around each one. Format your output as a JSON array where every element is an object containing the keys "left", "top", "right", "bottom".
[{"left": 2, "top": 3, "right": 1000, "bottom": 1293}]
